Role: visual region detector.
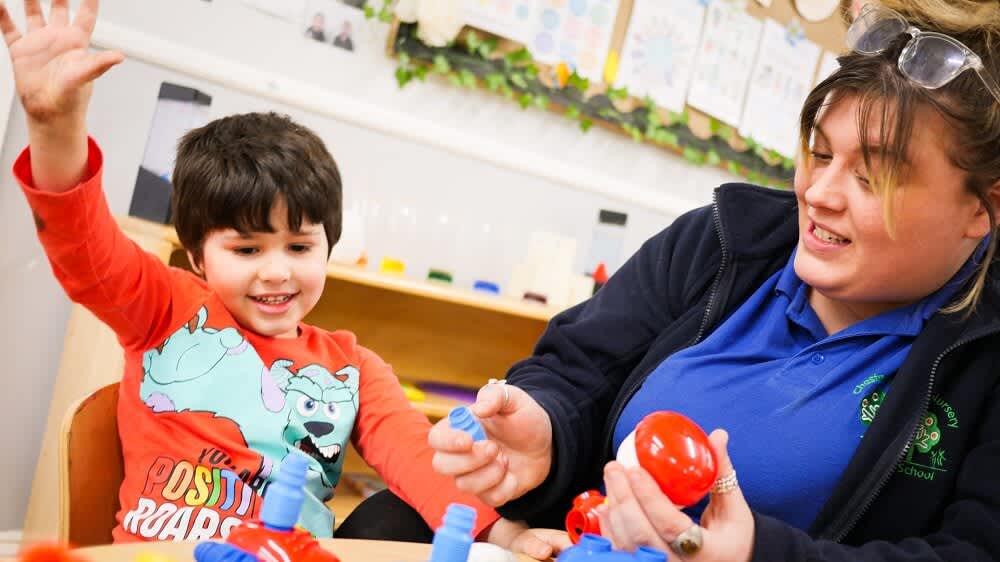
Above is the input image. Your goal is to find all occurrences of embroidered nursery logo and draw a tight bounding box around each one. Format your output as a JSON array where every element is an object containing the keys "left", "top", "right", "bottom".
[
  {"left": 859, "top": 390, "right": 885, "bottom": 425},
  {"left": 897, "top": 394, "right": 960, "bottom": 482}
]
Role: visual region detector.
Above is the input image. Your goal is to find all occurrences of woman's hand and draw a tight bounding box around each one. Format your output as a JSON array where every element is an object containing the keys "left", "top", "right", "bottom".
[
  {"left": 597, "top": 430, "right": 755, "bottom": 562},
  {"left": 484, "top": 518, "right": 573, "bottom": 560},
  {"left": 0, "top": 0, "right": 122, "bottom": 191},
  {"left": 429, "top": 382, "right": 553, "bottom": 506}
]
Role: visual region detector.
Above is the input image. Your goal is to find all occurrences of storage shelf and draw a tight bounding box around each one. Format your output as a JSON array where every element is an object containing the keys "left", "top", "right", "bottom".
[
  {"left": 324, "top": 263, "right": 560, "bottom": 322},
  {"left": 123, "top": 215, "right": 563, "bottom": 322}
]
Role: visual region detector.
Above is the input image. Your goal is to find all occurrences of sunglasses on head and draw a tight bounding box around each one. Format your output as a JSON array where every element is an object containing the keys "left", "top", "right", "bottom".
[{"left": 846, "top": 3, "right": 1000, "bottom": 105}]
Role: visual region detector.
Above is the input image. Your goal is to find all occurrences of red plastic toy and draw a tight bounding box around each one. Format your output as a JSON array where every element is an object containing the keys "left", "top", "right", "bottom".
[
  {"left": 635, "top": 411, "right": 718, "bottom": 507},
  {"left": 225, "top": 521, "right": 340, "bottom": 562},
  {"left": 565, "top": 411, "right": 718, "bottom": 544},
  {"left": 564, "top": 490, "right": 605, "bottom": 543}
]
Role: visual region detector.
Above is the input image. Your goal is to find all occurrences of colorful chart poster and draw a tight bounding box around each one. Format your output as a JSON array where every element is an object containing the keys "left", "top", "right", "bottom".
[
  {"left": 739, "top": 18, "right": 821, "bottom": 157},
  {"left": 464, "top": 0, "right": 535, "bottom": 43},
  {"left": 614, "top": 0, "right": 707, "bottom": 113},
  {"left": 686, "top": 1, "right": 763, "bottom": 126},
  {"left": 528, "top": 0, "right": 621, "bottom": 82}
]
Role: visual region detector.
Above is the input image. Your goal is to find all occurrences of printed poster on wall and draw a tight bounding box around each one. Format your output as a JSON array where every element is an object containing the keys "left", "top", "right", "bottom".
[
  {"left": 528, "top": 0, "right": 621, "bottom": 82},
  {"left": 302, "top": 0, "right": 368, "bottom": 53},
  {"left": 464, "top": 0, "right": 535, "bottom": 44},
  {"left": 614, "top": 0, "right": 707, "bottom": 113},
  {"left": 685, "top": 1, "right": 763, "bottom": 127},
  {"left": 739, "top": 18, "right": 821, "bottom": 157}
]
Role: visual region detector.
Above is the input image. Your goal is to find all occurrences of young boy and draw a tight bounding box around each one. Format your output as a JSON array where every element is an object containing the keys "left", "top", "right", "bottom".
[{"left": 0, "top": 0, "right": 558, "bottom": 555}]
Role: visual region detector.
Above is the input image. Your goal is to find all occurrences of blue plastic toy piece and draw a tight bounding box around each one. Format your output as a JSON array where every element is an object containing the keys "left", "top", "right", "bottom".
[
  {"left": 193, "top": 542, "right": 259, "bottom": 562},
  {"left": 473, "top": 280, "right": 500, "bottom": 294},
  {"left": 429, "top": 503, "right": 477, "bottom": 562},
  {"left": 557, "top": 534, "right": 668, "bottom": 562},
  {"left": 260, "top": 449, "right": 311, "bottom": 531},
  {"left": 449, "top": 406, "right": 486, "bottom": 442}
]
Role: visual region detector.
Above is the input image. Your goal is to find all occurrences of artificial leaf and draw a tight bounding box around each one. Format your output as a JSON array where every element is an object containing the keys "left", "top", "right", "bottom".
[
  {"left": 534, "top": 95, "right": 550, "bottom": 110},
  {"left": 395, "top": 67, "right": 413, "bottom": 88},
  {"left": 568, "top": 71, "right": 589, "bottom": 92},
  {"left": 433, "top": 55, "right": 451, "bottom": 74},
  {"left": 607, "top": 86, "right": 629, "bottom": 102},
  {"left": 505, "top": 47, "right": 533, "bottom": 66},
  {"left": 459, "top": 69, "right": 477, "bottom": 88},
  {"left": 519, "top": 92, "right": 534, "bottom": 109},
  {"left": 478, "top": 38, "right": 499, "bottom": 58},
  {"left": 510, "top": 73, "right": 528, "bottom": 89},
  {"left": 580, "top": 118, "right": 594, "bottom": 132},
  {"left": 465, "top": 30, "right": 482, "bottom": 55}
]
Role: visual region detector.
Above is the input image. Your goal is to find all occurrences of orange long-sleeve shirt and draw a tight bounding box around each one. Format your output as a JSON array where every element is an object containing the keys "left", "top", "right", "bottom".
[{"left": 15, "top": 139, "right": 499, "bottom": 542}]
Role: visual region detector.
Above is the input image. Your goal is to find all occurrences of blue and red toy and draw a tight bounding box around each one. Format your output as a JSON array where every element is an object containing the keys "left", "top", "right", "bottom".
[{"left": 193, "top": 450, "right": 340, "bottom": 562}]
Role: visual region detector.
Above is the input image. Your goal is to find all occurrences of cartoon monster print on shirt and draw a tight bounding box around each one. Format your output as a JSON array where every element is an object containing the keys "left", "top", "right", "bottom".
[{"left": 138, "top": 306, "right": 360, "bottom": 534}]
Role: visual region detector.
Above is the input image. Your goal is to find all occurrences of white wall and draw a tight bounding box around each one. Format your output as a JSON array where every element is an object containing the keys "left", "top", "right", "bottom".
[{"left": 0, "top": 0, "right": 740, "bottom": 530}]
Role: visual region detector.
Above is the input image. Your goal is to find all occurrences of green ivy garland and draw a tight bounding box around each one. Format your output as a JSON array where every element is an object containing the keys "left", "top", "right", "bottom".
[{"left": 381, "top": 18, "right": 796, "bottom": 187}]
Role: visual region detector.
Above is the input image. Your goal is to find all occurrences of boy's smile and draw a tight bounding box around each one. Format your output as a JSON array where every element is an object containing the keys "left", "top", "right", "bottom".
[{"left": 193, "top": 199, "right": 330, "bottom": 338}]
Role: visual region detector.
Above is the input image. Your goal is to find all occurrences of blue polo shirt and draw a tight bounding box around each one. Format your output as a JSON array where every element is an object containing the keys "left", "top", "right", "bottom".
[{"left": 613, "top": 248, "right": 977, "bottom": 530}]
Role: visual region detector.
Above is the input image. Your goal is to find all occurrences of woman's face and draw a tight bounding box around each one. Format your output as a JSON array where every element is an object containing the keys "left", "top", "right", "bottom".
[{"left": 793, "top": 95, "right": 990, "bottom": 318}]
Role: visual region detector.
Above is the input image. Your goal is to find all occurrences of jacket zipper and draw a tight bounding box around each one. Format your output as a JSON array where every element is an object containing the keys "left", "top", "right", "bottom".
[
  {"left": 694, "top": 190, "right": 729, "bottom": 346},
  {"left": 829, "top": 327, "right": 998, "bottom": 542},
  {"left": 600, "top": 192, "right": 730, "bottom": 459}
]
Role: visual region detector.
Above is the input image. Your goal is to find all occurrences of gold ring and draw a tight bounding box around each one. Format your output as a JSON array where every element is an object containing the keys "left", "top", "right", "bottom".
[
  {"left": 487, "top": 378, "right": 509, "bottom": 408},
  {"left": 669, "top": 524, "right": 703, "bottom": 557},
  {"left": 710, "top": 470, "right": 739, "bottom": 494}
]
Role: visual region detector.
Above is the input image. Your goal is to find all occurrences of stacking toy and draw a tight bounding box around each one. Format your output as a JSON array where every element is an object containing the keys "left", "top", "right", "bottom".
[
  {"left": 429, "top": 503, "right": 477, "bottom": 562},
  {"left": 565, "top": 411, "right": 717, "bottom": 544},
  {"left": 557, "top": 533, "right": 668, "bottom": 562},
  {"left": 449, "top": 406, "right": 487, "bottom": 441},
  {"left": 194, "top": 450, "right": 340, "bottom": 562},
  {"left": 564, "top": 490, "right": 606, "bottom": 543}
]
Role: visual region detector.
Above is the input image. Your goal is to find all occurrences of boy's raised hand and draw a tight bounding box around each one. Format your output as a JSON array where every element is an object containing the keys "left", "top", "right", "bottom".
[{"left": 0, "top": 0, "right": 122, "bottom": 191}]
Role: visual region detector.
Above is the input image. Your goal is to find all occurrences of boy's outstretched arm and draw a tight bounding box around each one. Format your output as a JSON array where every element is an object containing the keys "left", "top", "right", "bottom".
[{"left": 0, "top": 0, "right": 122, "bottom": 192}]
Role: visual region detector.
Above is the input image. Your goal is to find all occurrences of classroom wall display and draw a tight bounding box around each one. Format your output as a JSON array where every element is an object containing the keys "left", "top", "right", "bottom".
[
  {"left": 739, "top": 18, "right": 821, "bottom": 158},
  {"left": 528, "top": 0, "right": 622, "bottom": 82},
  {"left": 685, "top": 1, "right": 763, "bottom": 128},
  {"left": 463, "top": 0, "right": 535, "bottom": 44},
  {"left": 303, "top": 0, "right": 367, "bottom": 52},
  {"left": 614, "top": 0, "right": 707, "bottom": 113},
  {"left": 387, "top": 0, "right": 849, "bottom": 186}
]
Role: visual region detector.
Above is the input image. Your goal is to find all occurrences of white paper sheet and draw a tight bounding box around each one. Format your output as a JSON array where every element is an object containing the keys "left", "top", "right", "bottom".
[
  {"left": 614, "top": 0, "right": 707, "bottom": 113},
  {"left": 738, "top": 18, "right": 820, "bottom": 157},
  {"left": 686, "top": 1, "right": 763, "bottom": 126},
  {"left": 527, "top": 0, "right": 621, "bottom": 82}
]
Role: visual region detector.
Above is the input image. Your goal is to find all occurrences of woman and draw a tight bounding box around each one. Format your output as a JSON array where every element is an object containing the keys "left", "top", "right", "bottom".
[{"left": 429, "top": 1, "right": 1000, "bottom": 560}]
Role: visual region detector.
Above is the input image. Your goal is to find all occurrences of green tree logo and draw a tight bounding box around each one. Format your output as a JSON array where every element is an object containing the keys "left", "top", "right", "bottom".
[
  {"left": 913, "top": 413, "right": 941, "bottom": 454},
  {"left": 929, "top": 448, "right": 947, "bottom": 467},
  {"left": 860, "top": 390, "right": 885, "bottom": 425}
]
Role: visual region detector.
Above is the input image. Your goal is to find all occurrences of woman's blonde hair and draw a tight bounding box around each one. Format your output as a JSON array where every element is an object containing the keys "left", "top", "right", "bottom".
[{"left": 801, "top": 0, "right": 1000, "bottom": 314}]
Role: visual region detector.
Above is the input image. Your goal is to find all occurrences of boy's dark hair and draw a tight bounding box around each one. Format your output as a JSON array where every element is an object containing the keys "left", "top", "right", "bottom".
[{"left": 171, "top": 112, "right": 342, "bottom": 265}]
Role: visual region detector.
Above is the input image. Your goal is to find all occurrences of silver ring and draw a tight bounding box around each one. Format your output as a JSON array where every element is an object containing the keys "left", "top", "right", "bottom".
[
  {"left": 710, "top": 470, "right": 739, "bottom": 494},
  {"left": 669, "top": 524, "right": 703, "bottom": 557},
  {"left": 487, "top": 378, "right": 509, "bottom": 408}
]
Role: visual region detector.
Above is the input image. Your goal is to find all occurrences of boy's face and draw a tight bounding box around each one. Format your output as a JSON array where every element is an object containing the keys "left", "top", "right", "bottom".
[{"left": 193, "top": 199, "right": 329, "bottom": 338}]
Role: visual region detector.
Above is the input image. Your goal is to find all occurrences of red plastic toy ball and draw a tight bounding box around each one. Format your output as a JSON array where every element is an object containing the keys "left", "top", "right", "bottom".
[{"left": 635, "top": 411, "right": 718, "bottom": 507}]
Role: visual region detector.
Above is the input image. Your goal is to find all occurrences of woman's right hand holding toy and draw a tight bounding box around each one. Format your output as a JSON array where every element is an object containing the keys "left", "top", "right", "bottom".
[{"left": 429, "top": 381, "right": 553, "bottom": 507}]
